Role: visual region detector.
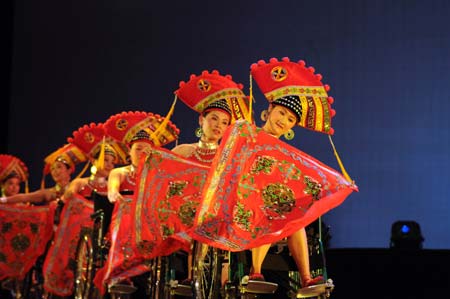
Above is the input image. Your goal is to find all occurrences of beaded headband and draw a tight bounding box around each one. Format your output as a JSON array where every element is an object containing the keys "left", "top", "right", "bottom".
[{"left": 272, "top": 95, "right": 302, "bottom": 122}]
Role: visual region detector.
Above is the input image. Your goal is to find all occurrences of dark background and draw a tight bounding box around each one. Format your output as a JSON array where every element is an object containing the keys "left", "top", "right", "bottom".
[{"left": 4, "top": 0, "right": 450, "bottom": 253}]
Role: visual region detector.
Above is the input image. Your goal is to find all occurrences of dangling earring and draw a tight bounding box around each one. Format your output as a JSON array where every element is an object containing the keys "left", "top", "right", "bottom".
[
  {"left": 284, "top": 129, "right": 295, "bottom": 140},
  {"left": 195, "top": 127, "right": 203, "bottom": 138},
  {"left": 260, "top": 110, "right": 268, "bottom": 122},
  {"left": 90, "top": 165, "right": 98, "bottom": 175}
]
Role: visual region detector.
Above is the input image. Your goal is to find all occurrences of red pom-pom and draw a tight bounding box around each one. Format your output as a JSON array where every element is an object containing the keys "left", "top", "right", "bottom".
[
  {"left": 327, "top": 96, "right": 334, "bottom": 104},
  {"left": 269, "top": 57, "right": 279, "bottom": 63}
]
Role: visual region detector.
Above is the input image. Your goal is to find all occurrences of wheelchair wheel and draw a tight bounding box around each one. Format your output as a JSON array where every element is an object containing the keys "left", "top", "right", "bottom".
[
  {"left": 192, "top": 242, "right": 223, "bottom": 299},
  {"left": 74, "top": 231, "right": 95, "bottom": 299}
]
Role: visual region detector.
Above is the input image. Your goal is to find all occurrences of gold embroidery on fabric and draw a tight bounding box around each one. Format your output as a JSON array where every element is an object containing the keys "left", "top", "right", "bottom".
[
  {"left": 262, "top": 183, "right": 295, "bottom": 218},
  {"left": 251, "top": 156, "right": 276, "bottom": 174},
  {"left": 304, "top": 176, "right": 322, "bottom": 201}
]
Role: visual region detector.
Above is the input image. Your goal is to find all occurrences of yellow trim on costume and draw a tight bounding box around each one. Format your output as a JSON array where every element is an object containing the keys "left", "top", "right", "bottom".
[
  {"left": 299, "top": 96, "right": 309, "bottom": 128},
  {"left": 313, "top": 96, "right": 324, "bottom": 132},
  {"left": 265, "top": 85, "right": 327, "bottom": 103},
  {"left": 194, "top": 88, "right": 246, "bottom": 114},
  {"left": 124, "top": 118, "right": 153, "bottom": 144}
]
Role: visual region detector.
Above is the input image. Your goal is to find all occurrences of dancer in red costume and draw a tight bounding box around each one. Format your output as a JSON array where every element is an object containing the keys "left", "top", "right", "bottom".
[
  {"left": 132, "top": 70, "right": 248, "bottom": 284},
  {"left": 0, "top": 145, "right": 85, "bottom": 299},
  {"left": 65, "top": 122, "right": 128, "bottom": 200},
  {"left": 190, "top": 57, "right": 358, "bottom": 288},
  {"left": 0, "top": 154, "right": 29, "bottom": 198},
  {"left": 42, "top": 123, "right": 126, "bottom": 296},
  {"left": 0, "top": 144, "right": 85, "bottom": 205},
  {"left": 0, "top": 154, "right": 33, "bottom": 297},
  {"left": 93, "top": 111, "right": 179, "bottom": 295}
]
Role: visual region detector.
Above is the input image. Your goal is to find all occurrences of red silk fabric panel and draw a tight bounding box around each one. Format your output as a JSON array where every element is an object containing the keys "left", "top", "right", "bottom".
[
  {"left": 93, "top": 193, "right": 149, "bottom": 294},
  {"left": 191, "top": 120, "right": 358, "bottom": 251},
  {"left": 132, "top": 148, "right": 210, "bottom": 259},
  {"left": 0, "top": 204, "right": 54, "bottom": 280},
  {"left": 43, "top": 194, "right": 94, "bottom": 296}
]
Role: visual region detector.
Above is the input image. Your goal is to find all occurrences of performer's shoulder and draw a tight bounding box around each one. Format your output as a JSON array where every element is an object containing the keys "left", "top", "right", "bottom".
[{"left": 171, "top": 143, "right": 196, "bottom": 157}]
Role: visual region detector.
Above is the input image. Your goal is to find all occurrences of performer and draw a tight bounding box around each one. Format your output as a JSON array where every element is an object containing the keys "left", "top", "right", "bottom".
[
  {"left": 42, "top": 123, "right": 126, "bottom": 297},
  {"left": 0, "top": 144, "right": 85, "bottom": 205},
  {"left": 0, "top": 154, "right": 29, "bottom": 298},
  {"left": 249, "top": 57, "right": 351, "bottom": 286},
  {"left": 191, "top": 57, "right": 358, "bottom": 288},
  {"left": 171, "top": 70, "right": 248, "bottom": 283},
  {"left": 0, "top": 144, "right": 85, "bottom": 299},
  {"left": 64, "top": 122, "right": 128, "bottom": 199},
  {"left": 0, "top": 154, "right": 29, "bottom": 198},
  {"left": 173, "top": 70, "right": 249, "bottom": 164},
  {"left": 93, "top": 111, "right": 179, "bottom": 295}
]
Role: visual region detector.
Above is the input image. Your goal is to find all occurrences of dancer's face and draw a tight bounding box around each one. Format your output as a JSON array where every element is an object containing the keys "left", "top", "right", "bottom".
[{"left": 262, "top": 104, "right": 297, "bottom": 138}]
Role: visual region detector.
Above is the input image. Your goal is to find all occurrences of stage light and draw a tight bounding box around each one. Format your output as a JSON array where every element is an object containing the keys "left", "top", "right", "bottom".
[{"left": 390, "top": 220, "right": 424, "bottom": 249}]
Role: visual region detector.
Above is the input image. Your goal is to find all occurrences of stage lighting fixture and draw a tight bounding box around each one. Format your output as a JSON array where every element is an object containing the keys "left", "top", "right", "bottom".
[{"left": 390, "top": 220, "right": 424, "bottom": 249}]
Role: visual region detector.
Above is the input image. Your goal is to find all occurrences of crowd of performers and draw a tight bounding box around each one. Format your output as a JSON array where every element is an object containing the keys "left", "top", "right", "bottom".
[{"left": 0, "top": 57, "right": 358, "bottom": 298}]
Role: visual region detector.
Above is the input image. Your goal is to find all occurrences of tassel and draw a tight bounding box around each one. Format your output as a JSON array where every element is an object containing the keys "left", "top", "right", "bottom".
[
  {"left": 150, "top": 96, "right": 178, "bottom": 147},
  {"left": 25, "top": 180, "right": 29, "bottom": 193},
  {"left": 248, "top": 74, "right": 254, "bottom": 123},
  {"left": 95, "top": 136, "right": 106, "bottom": 171},
  {"left": 328, "top": 135, "right": 353, "bottom": 183}
]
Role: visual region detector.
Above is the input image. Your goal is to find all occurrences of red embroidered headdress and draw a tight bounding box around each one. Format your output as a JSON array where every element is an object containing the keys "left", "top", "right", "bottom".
[
  {"left": 0, "top": 154, "right": 29, "bottom": 192},
  {"left": 104, "top": 111, "right": 180, "bottom": 147},
  {"left": 67, "top": 122, "right": 128, "bottom": 165},
  {"left": 250, "top": 57, "right": 335, "bottom": 135},
  {"left": 176, "top": 70, "right": 251, "bottom": 123},
  {"left": 43, "top": 143, "right": 87, "bottom": 175}
]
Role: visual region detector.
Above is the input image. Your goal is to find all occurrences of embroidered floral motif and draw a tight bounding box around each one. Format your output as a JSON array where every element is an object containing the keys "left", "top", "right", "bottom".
[
  {"left": 167, "top": 181, "right": 188, "bottom": 198},
  {"left": 251, "top": 156, "right": 276, "bottom": 174},
  {"left": 178, "top": 200, "right": 198, "bottom": 227},
  {"left": 161, "top": 225, "right": 174, "bottom": 237},
  {"left": 233, "top": 202, "right": 253, "bottom": 231},
  {"left": 262, "top": 183, "right": 295, "bottom": 217},
  {"left": 137, "top": 240, "right": 156, "bottom": 255},
  {"left": 11, "top": 233, "right": 30, "bottom": 252},
  {"left": 304, "top": 176, "right": 322, "bottom": 200},
  {"left": 277, "top": 160, "right": 302, "bottom": 180}
]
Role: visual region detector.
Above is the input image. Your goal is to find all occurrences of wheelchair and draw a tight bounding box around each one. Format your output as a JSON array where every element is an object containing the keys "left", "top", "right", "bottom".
[{"left": 73, "top": 190, "right": 116, "bottom": 299}]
